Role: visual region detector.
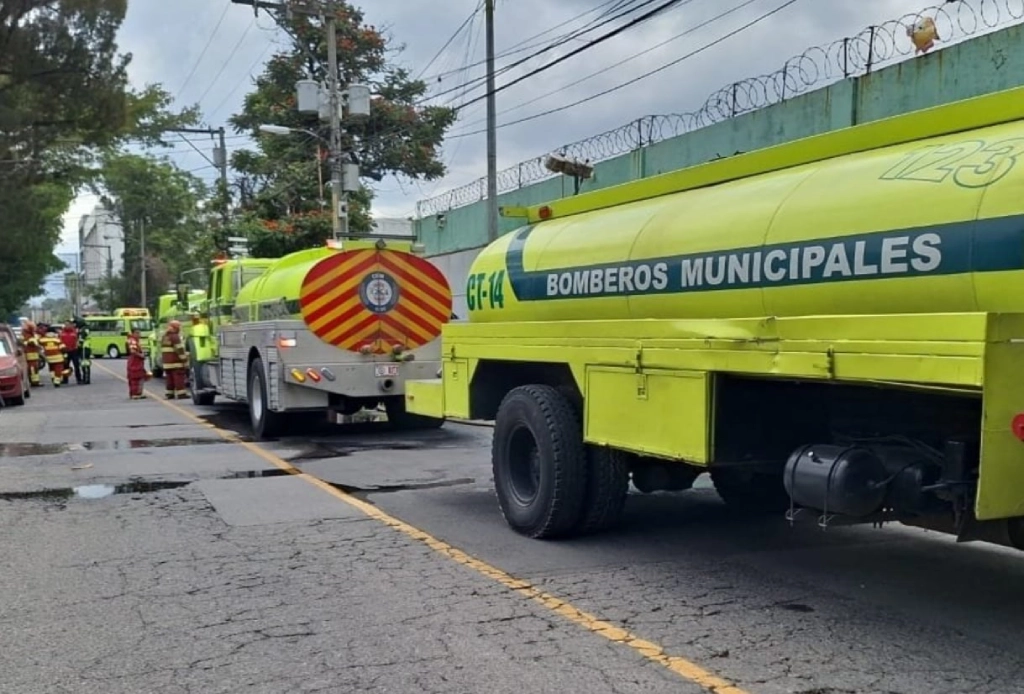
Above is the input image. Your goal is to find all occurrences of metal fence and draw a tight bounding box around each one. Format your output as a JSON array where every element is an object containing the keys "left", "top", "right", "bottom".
[{"left": 416, "top": 0, "right": 1024, "bottom": 218}]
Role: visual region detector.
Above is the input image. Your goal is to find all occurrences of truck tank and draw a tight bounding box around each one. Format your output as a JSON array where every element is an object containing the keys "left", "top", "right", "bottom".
[
  {"left": 466, "top": 118, "right": 1024, "bottom": 324},
  {"left": 234, "top": 243, "right": 452, "bottom": 354}
]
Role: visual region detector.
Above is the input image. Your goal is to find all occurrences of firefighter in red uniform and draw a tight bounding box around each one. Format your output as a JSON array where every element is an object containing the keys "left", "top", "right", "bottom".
[
  {"left": 160, "top": 320, "right": 189, "bottom": 399},
  {"left": 126, "top": 327, "right": 147, "bottom": 400},
  {"left": 38, "top": 325, "right": 67, "bottom": 387},
  {"left": 20, "top": 321, "right": 41, "bottom": 387},
  {"left": 60, "top": 321, "right": 83, "bottom": 384}
]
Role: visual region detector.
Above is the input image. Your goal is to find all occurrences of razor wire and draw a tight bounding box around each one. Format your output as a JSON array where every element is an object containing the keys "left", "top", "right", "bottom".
[{"left": 416, "top": 0, "right": 1024, "bottom": 218}]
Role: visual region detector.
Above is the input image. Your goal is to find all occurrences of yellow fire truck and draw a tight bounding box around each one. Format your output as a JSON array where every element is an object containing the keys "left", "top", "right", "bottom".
[{"left": 407, "top": 85, "right": 1024, "bottom": 551}]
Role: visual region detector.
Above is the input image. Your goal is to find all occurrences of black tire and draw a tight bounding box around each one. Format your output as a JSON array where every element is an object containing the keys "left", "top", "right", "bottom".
[
  {"left": 710, "top": 468, "right": 790, "bottom": 514},
  {"left": 384, "top": 396, "right": 444, "bottom": 430},
  {"left": 106, "top": 344, "right": 120, "bottom": 359},
  {"left": 578, "top": 446, "right": 630, "bottom": 535},
  {"left": 8, "top": 394, "right": 24, "bottom": 406},
  {"left": 152, "top": 364, "right": 163, "bottom": 379},
  {"left": 492, "top": 385, "right": 587, "bottom": 539},
  {"left": 247, "top": 357, "right": 283, "bottom": 440},
  {"left": 188, "top": 345, "right": 215, "bottom": 406}
]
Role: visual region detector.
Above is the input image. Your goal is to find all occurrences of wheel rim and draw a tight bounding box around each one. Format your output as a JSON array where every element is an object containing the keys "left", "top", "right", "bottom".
[
  {"left": 250, "top": 373, "right": 263, "bottom": 426},
  {"left": 506, "top": 425, "right": 541, "bottom": 506},
  {"left": 107, "top": 346, "right": 118, "bottom": 358}
]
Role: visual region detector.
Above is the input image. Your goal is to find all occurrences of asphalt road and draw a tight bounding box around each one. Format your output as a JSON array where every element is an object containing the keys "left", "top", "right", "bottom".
[{"left": 2, "top": 363, "right": 1024, "bottom": 694}]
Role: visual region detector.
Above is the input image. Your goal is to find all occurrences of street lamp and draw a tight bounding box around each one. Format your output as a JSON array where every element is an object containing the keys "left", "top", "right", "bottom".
[{"left": 257, "top": 124, "right": 323, "bottom": 141}]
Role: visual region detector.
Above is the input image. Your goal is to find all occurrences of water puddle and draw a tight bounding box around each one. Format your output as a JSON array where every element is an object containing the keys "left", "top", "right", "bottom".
[
  {"left": 0, "top": 480, "right": 190, "bottom": 502},
  {"left": 0, "top": 438, "right": 227, "bottom": 457}
]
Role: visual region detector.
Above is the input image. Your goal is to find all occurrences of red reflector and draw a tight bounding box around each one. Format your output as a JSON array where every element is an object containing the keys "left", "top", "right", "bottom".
[
  {"left": 538, "top": 205, "right": 552, "bottom": 220},
  {"left": 1012, "top": 414, "right": 1024, "bottom": 441}
]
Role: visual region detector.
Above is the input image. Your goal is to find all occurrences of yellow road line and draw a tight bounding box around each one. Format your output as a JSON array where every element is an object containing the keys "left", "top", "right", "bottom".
[{"left": 98, "top": 363, "right": 750, "bottom": 694}]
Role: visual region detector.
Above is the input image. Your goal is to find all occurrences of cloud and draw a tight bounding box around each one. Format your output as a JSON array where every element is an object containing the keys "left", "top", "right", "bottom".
[{"left": 62, "top": 0, "right": 940, "bottom": 242}]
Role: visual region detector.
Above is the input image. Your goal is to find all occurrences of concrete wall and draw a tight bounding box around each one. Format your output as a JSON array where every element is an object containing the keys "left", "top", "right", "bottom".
[{"left": 415, "top": 24, "right": 1024, "bottom": 301}]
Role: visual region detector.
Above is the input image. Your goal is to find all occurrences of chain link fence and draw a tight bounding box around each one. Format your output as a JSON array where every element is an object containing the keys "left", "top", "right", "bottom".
[{"left": 417, "top": 0, "right": 1024, "bottom": 218}]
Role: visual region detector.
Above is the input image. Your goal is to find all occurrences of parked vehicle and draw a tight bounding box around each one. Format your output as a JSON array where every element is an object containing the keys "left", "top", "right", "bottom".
[
  {"left": 407, "top": 85, "right": 1024, "bottom": 553},
  {"left": 84, "top": 314, "right": 154, "bottom": 358},
  {"left": 0, "top": 324, "right": 31, "bottom": 406}
]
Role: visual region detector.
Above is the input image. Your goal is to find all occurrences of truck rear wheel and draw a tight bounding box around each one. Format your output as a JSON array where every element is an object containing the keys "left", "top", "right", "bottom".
[
  {"left": 187, "top": 343, "right": 215, "bottom": 406},
  {"left": 711, "top": 468, "right": 790, "bottom": 514},
  {"left": 578, "top": 446, "right": 630, "bottom": 535},
  {"left": 384, "top": 396, "right": 444, "bottom": 430},
  {"left": 248, "top": 357, "right": 283, "bottom": 440},
  {"left": 492, "top": 385, "right": 587, "bottom": 539}
]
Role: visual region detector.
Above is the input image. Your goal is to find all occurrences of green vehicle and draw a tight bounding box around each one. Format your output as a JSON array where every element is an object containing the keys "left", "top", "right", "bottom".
[
  {"left": 84, "top": 314, "right": 154, "bottom": 359},
  {"left": 147, "top": 289, "right": 207, "bottom": 377}
]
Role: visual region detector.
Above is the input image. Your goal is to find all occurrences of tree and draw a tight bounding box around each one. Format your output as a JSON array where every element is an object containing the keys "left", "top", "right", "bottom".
[
  {"left": 227, "top": 3, "right": 456, "bottom": 257},
  {"left": 0, "top": 1, "right": 200, "bottom": 315},
  {"left": 93, "top": 153, "right": 212, "bottom": 308}
]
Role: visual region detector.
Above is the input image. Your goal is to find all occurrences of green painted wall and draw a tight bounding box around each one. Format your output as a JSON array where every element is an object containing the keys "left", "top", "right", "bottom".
[{"left": 416, "top": 24, "right": 1024, "bottom": 257}]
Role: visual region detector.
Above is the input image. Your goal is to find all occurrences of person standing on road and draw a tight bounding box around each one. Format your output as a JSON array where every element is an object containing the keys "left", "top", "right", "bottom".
[
  {"left": 160, "top": 320, "right": 189, "bottom": 400},
  {"left": 20, "top": 321, "right": 41, "bottom": 387},
  {"left": 38, "top": 325, "right": 67, "bottom": 387},
  {"left": 59, "top": 321, "right": 82, "bottom": 384},
  {"left": 126, "top": 327, "right": 147, "bottom": 400}
]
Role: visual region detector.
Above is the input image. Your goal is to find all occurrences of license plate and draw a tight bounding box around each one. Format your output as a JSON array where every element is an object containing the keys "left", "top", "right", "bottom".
[{"left": 374, "top": 364, "right": 399, "bottom": 378}]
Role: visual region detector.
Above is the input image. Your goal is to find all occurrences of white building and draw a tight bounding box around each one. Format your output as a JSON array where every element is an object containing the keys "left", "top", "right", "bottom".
[{"left": 78, "top": 205, "right": 124, "bottom": 286}]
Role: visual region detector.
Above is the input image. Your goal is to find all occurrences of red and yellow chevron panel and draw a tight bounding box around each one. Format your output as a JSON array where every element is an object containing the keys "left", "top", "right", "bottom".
[{"left": 299, "top": 249, "right": 452, "bottom": 354}]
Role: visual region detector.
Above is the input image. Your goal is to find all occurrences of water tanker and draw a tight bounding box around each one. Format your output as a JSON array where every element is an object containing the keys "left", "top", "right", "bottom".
[
  {"left": 408, "top": 86, "right": 1024, "bottom": 553},
  {"left": 190, "top": 238, "right": 451, "bottom": 439}
]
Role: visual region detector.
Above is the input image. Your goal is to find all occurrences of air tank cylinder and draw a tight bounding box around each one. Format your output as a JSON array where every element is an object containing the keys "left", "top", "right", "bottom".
[{"left": 783, "top": 444, "right": 889, "bottom": 517}]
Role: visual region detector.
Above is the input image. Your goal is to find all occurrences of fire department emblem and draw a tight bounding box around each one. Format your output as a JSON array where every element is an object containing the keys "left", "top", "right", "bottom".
[{"left": 359, "top": 271, "right": 400, "bottom": 314}]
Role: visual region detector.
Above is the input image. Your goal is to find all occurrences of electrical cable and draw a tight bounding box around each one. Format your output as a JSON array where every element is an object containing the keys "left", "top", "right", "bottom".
[
  {"left": 175, "top": 3, "right": 232, "bottom": 100},
  {"left": 448, "top": 0, "right": 801, "bottom": 138},
  {"left": 415, "top": 1, "right": 485, "bottom": 80},
  {"left": 452, "top": 0, "right": 693, "bottom": 111},
  {"left": 422, "top": 0, "right": 633, "bottom": 83},
  {"left": 460, "top": 0, "right": 764, "bottom": 128},
  {"left": 420, "top": 0, "right": 676, "bottom": 105},
  {"left": 194, "top": 18, "right": 256, "bottom": 106}
]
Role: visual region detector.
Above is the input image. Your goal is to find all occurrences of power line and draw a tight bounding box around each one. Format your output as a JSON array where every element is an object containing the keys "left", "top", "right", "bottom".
[
  {"left": 421, "top": 0, "right": 672, "bottom": 105},
  {"left": 415, "top": 1, "right": 484, "bottom": 81},
  {"left": 461, "top": 0, "right": 763, "bottom": 129},
  {"left": 175, "top": 3, "right": 232, "bottom": 100},
  {"left": 448, "top": 0, "right": 801, "bottom": 138},
  {"left": 454, "top": 0, "right": 693, "bottom": 111},
  {"left": 421, "top": 0, "right": 631, "bottom": 83},
  {"left": 194, "top": 18, "right": 256, "bottom": 106},
  {"left": 206, "top": 35, "right": 280, "bottom": 121}
]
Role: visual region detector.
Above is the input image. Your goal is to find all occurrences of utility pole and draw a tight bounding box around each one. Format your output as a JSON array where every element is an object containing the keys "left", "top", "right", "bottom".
[
  {"left": 139, "top": 218, "right": 147, "bottom": 309},
  {"left": 165, "top": 126, "right": 231, "bottom": 223},
  {"left": 325, "top": 6, "right": 346, "bottom": 240},
  {"left": 485, "top": 0, "right": 498, "bottom": 243}
]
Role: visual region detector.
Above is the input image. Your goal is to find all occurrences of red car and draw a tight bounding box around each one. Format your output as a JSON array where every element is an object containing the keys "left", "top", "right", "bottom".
[{"left": 0, "top": 323, "right": 31, "bottom": 406}]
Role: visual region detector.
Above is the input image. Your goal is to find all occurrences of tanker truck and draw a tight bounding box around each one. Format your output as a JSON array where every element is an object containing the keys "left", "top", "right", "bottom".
[
  {"left": 405, "top": 84, "right": 1024, "bottom": 552},
  {"left": 189, "top": 237, "right": 451, "bottom": 439}
]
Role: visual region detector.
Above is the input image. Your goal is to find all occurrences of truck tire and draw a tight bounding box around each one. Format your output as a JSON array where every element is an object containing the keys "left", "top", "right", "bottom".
[
  {"left": 151, "top": 362, "right": 163, "bottom": 379},
  {"left": 710, "top": 468, "right": 790, "bottom": 514},
  {"left": 247, "top": 356, "right": 283, "bottom": 440},
  {"left": 187, "top": 343, "right": 215, "bottom": 406},
  {"left": 492, "top": 385, "right": 587, "bottom": 539},
  {"left": 384, "top": 396, "right": 445, "bottom": 430},
  {"left": 578, "top": 446, "right": 630, "bottom": 535}
]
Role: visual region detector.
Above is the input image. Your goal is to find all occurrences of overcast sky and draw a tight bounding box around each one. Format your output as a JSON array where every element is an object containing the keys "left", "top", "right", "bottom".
[{"left": 59, "top": 0, "right": 954, "bottom": 250}]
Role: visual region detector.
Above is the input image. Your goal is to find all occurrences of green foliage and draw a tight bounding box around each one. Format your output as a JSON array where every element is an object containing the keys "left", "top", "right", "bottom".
[
  {"left": 227, "top": 2, "right": 456, "bottom": 257},
  {"left": 93, "top": 153, "right": 212, "bottom": 309},
  {"left": 0, "top": 1, "right": 199, "bottom": 314}
]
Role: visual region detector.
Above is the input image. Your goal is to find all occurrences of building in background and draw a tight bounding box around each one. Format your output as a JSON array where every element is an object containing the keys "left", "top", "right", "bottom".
[{"left": 78, "top": 205, "right": 124, "bottom": 286}]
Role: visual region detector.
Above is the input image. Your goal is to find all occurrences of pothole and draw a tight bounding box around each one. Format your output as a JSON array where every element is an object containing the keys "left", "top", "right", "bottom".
[{"left": 0, "top": 480, "right": 191, "bottom": 501}]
